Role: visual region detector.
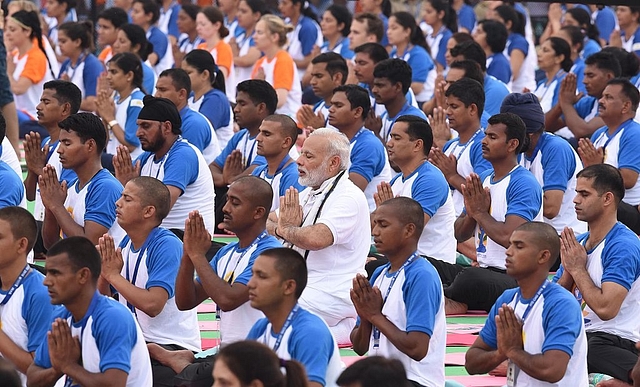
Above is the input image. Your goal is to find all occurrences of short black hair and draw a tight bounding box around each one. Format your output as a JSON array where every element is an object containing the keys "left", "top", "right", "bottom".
[
  {"left": 600, "top": 46, "right": 640, "bottom": 79},
  {"left": 353, "top": 12, "right": 384, "bottom": 43},
  {"left": 129, "top": 176, "right": 172, "bottom": 222},
  {"left": 230, "top": 176, "right": 274, "bottom": 216},
  {"left": 353, "top": 42, "right": 389, "bottom": 63},
  {"left": 332, "top": 84, "right": 371, "bottom": 119},
  {"left": 337, "top": 356, "right": 411, "bottom": 387},
  {"left": 449, "top": 59, "right": 485, "bottom": 86},
  {"left": 263, "top": 114, "right": 299, "bottom": 150},
  {"left": 445, "top": 78, "right": 485, "bottom": 117},
  {"left": 606, "top": 78, "right": 640, "bottom": 113},
  {"left": 584, "top": 51, "right": 622, "bottom": 78},
  {"left": 488, "top": 113, "right": 528, "bottom": 154},
  {"left": 159, "top": 68, "right": 192, "bottom": 95},
  {"left": 450, "top": 40, "right": 487, "bottom": 72},
  {"left": 0, "top": 113, "right": 5, "bottom": 143},
  {"left": 394, "top": 115, "right": 433, "bottom": 156},
  {"left": 577, "top": 164, "right": 625, "bottom": 205},
  {"left": 236, "top": 80, "right": 278, "bottom": 115},
  {"left": 47, "top": 236, "right": 102, "bottom": 282},
  {"left": 260, "top": 248, "right": 307, "bottom": 298},
  {"left": 44, "top": 80, "right": 82, "bottom": 114},
  {"left": 514, "top": 222, "right": 560, "bottom": 269},
  {"left": 98, "top": 7, "right": 129, "bottom": 28},
  {"left": 373, "top": 58, "right": 412, "bottom": 95},
  {"left": 0, "top": 207, "right": 38, "bottom": 253},
  {"left": 58, "top": 113, "right": 107, "bottom": 152},
  {"left": 478, "top": 19, "right": 507, "bottom": 53},
  {"left": 311, "top": 52, "right": 348, "bottom": 85}
]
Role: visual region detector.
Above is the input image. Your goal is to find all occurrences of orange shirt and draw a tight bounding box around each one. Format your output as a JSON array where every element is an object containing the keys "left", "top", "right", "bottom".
[{"left": 197, "top": 40, "right": 233, "bottom": 73}]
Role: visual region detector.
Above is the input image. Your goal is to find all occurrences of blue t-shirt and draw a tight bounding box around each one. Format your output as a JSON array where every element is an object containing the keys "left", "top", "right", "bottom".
[
  {"left": 571, "top": 57, "right": 587, "bottom": 94},
  {"left": 484, "top": 74, "right": 510, "bottom": 116},
  {"left": 142, "top": 62, "right": 156, "bottom": 95},
  {"left": 147, "top": 26, "right": 169, "bottom": 63},
  {"left": 487, "top": 53, "right": 512, "bottom": 85},
  {"left": 160, "top": 2, "right": 181, "bottom": 38},
  {"left": 390, "top": 161, "right": 449, "bottom": 218},
  {"left": 592, "top": 6, "right": 616, "bottom": 44},
  {"left": 115, "top": 89, "right": 145, "bottom": 149},
  {"left": 457, "top": 4, "right": 476, "bottom": 33},
  {"left": 58, "top": 53, "right": 104, "bottom": 97},
  {"left": 320, "top": 37, "right": 355, "bottom": 60},
  {"left": 433, "top": 28, "right": 453, "bottom": 68},
  {"left": 390, "top": 44, "right": 434, "bottom": 86},
  {"left": 480, "top": 282, "right": 583, "bottom": 357},
  {"left": 214, "top": 129, "right": 265, "bottom": 169},
  {"left": 74, "top": 169, "right": 122, "bottom": 230},
  {"left": 525, "top": 132, "right": 576, "bottom": 192},
  {"left": 0, "top": 161, "right": 24, "bottom": 208},
  {"left": 507, "top": 33, "right": 528, "bottom": 57},
  {"left": 251, "top": 159, "right": 304, "bottom": 198},
  {"left": 34, "top": 293, "right": 141, "bottom": 376},
  {"left": 349, "top": 129, "right": 386, "bottom": 183},
  {"left": 574, "top": 95, "right": 599, "bottom": 120},
  {"left": 622, "top": 25, "right": 640, "bottom": 57},
  {"left": 194, "top": 89, "right": 231, "bottom": 131},
  {"left": 296, "top": 16, "right": 321, "bottom": 57},
  {"left": 247, "top": 308, "right": 337, "bottom": 386},
  {"left": 443, "top": 131, "right": 492, "bottom": 181},
  {"left": 118, "top": 227, "right": 183, "bottom": 298},
  {"left": 379, "top": 13, "right": 389, "bottom": 47},
  {"left": 590, "top": 119, "right": 640, "bottom": 175},
  {"left": 582, "top": 39, "right": 601, "bottom": 59},
  {"left": 135, "top": 139, "right": 199, "bottom": 194},
  {"left": 180, "top": 106, "right": 213, "bottom": 153}
]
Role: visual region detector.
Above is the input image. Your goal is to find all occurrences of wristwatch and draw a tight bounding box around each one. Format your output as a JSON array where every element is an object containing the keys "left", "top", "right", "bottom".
[{"left": 107, "top": 120, "right": 119, "bottom": 129}]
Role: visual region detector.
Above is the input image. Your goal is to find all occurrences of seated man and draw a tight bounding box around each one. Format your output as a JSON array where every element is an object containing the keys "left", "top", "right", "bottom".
[
  {"left": 270, "top": 128, "right": 370, "bottom": 345},
  {"left": 96, "top": 177, "right": 200, "bottom": 385},
  {"left": 466, "top": 222, "right": 588, "bottom": 386},
  {"left": 556, "top": 164, "right": 640, "bottom": 385},
  {"left": 114, "top": 95, "right": 215, "bottom": 235},
  {"left": 247, "top": 247, "right": 343, "bottom": 387},
  {"left": 350, "top": 197, "right": 446, "bottom": 387},
  {"left": 0, "top": 207, "right": 54, "bottom": 384},
  {"left": 329, "top": 84, "right": 392, "bottom": 211},
  {"left": 27, "top": 237, "right": 152, "bottom": 387},
  {"left": 577, "top": 79, "right": 640, "bottom": 234},
  {"left": 150, "top": 176, "right": 282, "bottom": 386},
  {"left": 252, "top": 114, "right": 304, "bottom": 212},
  {"left": 446, "top": 113, "right": 543, "bottom": 314},
  {"left": 40, "top": 113, "right": 124, "bottom": 249},
  {"left": 336, "top": 357, "right": 411, "bottom": 387}
]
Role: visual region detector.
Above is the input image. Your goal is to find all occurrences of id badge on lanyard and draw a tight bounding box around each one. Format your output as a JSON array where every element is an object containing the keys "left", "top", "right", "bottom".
[{"left": 506, "top": 360, "right": 519, "bottom": 386}]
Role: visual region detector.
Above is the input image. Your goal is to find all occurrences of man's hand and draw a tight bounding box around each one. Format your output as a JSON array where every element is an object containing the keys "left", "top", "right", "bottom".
[
  {"left": 350, "top": 273, "right": 384, "bottom": 322},
  {"left": 98, "top": 234, "right": 124, "bottom": 282},
  {"left": 24, "top": 131, "right": 48, "bottom": 175},
  {"left": 39, "top": 165, "right": 67, "bottom": 210},
  {"left": 223, "top": 150, "right": 245, "bottom": 185},
  {"left": 48, "top": 318, "right": 81, "bottom": 374},
  {"left": 429, "top": 106, "right": 451, "bottom": 148},
  {"left": 365, "top": 109, "right": 382, "bottom": 138},
  {"left": 184, "top": 211, "right": 212, "bottom": 260},
  {"left": 429, "top": 147, "right": 457, "bottom": 181},
  {"left": 297, "top": 105, "right": 326, "bottom": 129},
  {"left": 609, "top": 29, "right": 622, "bottom": 48},
  {"left": 559, "top": 227, "right": 588, "bottom": 276},
  {"left": 577, "top": 138, "right": 604, "bottom": 167},
  {"left": 374, "top": 181, "right": 395, "bottom": 208},
  {"left": 278, "top": 187, "right": 303, "bottom": 230},
  {"left": 433, "top": 76, "right": 446, "bottom": 109},
  {"left": 113, "top": 145, "right": 141, "bottom": 185},
  {"left": 462, "top": 173, "right": 491, "bottom": 219},
  {"left": 496, "top": 304, "right": 524, "bottom": 358},
  {"left": 558, "top": 73, "right": 583, "bottom": 108}
]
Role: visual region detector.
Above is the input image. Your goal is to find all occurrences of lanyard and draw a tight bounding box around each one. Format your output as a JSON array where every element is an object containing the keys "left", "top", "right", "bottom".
[
  {"left": 372, "top": 253, "right": 419, "bottom": 348},
  {"left": 270, "top": 304, "right": 300, "bottom": 352},
  {"left": 514, "top": 280, "right": 549, "bottom": 323},
  {"left": 242, "top": 132, "right": 258, "bottom": 168},
  {"left": 64, "top": 51, "right": 88, "bottom": 82},
  {"left": 0, "top": 265, "right": 31, "bottom": 306},
  {"left": 536, "top": 69, "right": 565, "bottom": 105},
  {"left": 124, "top": 232, "right": 155, "bottom": 314},
  {"left": 350, "top": 128, "right": 366, "bottom": 144},
  {"left": 451, "top": 129, "right": 483, "bottom": 160}
]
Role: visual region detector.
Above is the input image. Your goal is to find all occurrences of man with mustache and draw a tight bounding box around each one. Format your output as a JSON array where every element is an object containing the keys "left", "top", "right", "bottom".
[
  {"left": 577, "top": 78, "right": 640, "bottom": 234},
  {"left": 268, "top": 128, "right": 370, "bottom": 345}
]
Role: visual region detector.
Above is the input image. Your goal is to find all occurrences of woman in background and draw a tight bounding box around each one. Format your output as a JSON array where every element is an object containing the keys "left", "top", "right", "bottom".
[{"left": 230, "top": 0, "right": 265, "bottom": 84}]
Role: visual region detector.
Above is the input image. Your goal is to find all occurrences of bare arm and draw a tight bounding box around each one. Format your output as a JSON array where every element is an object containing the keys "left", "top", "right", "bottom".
[
  {"left": 58, "top": 366, "right": 127, "bottom": 387},
  {"left": 209, "top": 162, "right": 227, "bottom": 188},
  {"left": 42, "top": 208, "right": 61, "bottom": 250},
  {"left": 510, "top": 50, "right": 525, "bottom": 87},
  {"left": 26, "top": 363, "right": 63, "bottom": 387},
  {"left": 349, "top": 322, "right": 373, "bottom": 356},
  {"left": 0, "top": 331, "right": 34, "bottom": 374},
  {"left": 106, "top": 275, "right": 169, "bottom": 317},
  {"left": 349, "top": 172, "right": 369, "bottom": 192},
  {"left": 454, "top": 212, "right": 477, "bottom": 242},
  {"left": 369, "top": 314, "right": 431, "bottom": 361},
  {"left": 507, "top": 349, "right": 571, "bottom": 383},
  {"left": 10, "top": 77, "right": 34, "bottom": 95},
  {"left": 465, "top": 336, "right": 508, "bottom": 375},
  {"left": 620, "top": 168, "right": 639, "bottom": 190},
  {"left": 278, "top": 223, "right": 334, "bottom": 251},
  {"left": 174, "top": 253, "right": 209, "bottom": 311},
  {"left": 275, "top": 89, "right": 289, "bottom": 109},
  {"left": 474, "top": 214, "right": 528, "bottom": 249},
  {"left": 543, "top": 190, "right": 564, "bottom": 219},
  {"left": 572, "top": 271, "right": 628, "bottom": 321},
  {"left": 561, "top": 102, "right": 604, "bottom": 139},
  {"left": 234, "top": 47, "right": 261, "bottom": 67}
]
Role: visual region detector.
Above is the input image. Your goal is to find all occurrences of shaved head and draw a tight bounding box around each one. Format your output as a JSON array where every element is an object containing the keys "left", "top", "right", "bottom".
[
  {"left": 514, "top": 222, "right": 560, "bottom": 268},
  {"left": 231, "top": 176, "right": 274, "bottom": 217},
  {"left": 376, "top": 197, "right": 425, "bottom": 239}
]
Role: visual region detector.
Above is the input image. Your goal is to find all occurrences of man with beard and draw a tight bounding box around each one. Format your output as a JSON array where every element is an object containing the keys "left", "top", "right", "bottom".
[
  {"left": 268, "top": 128, "right": 370, "bottom": 345},
  {"left": 113, "top": 95, "right": 215, "bottom": 236}
]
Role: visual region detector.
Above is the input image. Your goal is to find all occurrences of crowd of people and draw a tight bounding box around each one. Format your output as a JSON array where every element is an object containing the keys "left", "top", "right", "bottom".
[{"left": 1, "top": 0, "right": 640, "bottom": 386}]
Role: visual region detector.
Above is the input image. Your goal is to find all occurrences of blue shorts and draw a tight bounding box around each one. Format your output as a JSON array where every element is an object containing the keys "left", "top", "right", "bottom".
[{"left": 0, "top": 30, "right": 16, "bottom": 107}]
